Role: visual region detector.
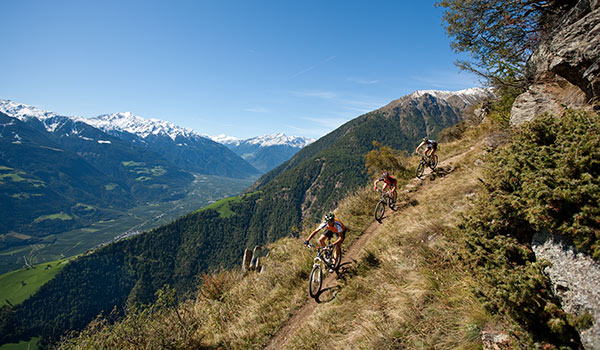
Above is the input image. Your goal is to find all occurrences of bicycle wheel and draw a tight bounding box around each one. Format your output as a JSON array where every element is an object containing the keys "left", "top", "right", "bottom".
[
  {"left": 416, "top": 161, "right": 425, "bottom": 178},
  {"left": 429, "top": 155, "right": 439, "bottom": 170},
  {"left": 308, "top": 265, "right": 322, "bottom": 297},
  {"left": 374, "top": 200, "right": 385, "bottom": 222}
]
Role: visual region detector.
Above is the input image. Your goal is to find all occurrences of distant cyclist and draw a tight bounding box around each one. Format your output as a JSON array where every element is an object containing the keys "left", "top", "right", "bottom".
[
  {"left": 374, "top": 171, "right": 397, "bottom": 204},
  {"left": 415, "top": 137, "right": 438, "bottom": 161},
  {"left": 304, "top": 212, "right": 346, "bottom": 269}
]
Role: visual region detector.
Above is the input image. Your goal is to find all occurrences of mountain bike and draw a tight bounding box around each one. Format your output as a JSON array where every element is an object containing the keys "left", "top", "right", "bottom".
[
  {"left": 305, "top": 242, "right": 340, "bottom": 298},
  {"left": 374, "top": 188, "right": 395, "bottom": 222},
  {"left": 416, "top": 153, "right": 439, "bottom": 178}
]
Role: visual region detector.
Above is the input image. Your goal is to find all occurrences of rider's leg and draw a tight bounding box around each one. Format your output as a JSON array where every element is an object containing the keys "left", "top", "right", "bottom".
[
  {"left": 333, "top": 239, "right": 344, "bottom": 265},
  {"left": 318, "top": 233, "right": 328, "bottom": 247}
]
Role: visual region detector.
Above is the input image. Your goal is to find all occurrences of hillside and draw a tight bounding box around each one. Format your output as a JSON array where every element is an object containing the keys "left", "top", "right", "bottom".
[
  {"left": 59, "top": 105, "right": 600, "bottom": 349},
  {"left": 0, "top": 88, "right": 491, "bottom": 346}
]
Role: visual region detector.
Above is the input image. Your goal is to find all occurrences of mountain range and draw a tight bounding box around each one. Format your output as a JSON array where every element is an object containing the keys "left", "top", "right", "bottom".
[
  {"left": 0, "top": 87, "right": 495, "bottom": 346},
  {"left": 211, "top": 133, "right": 315, "bottom": 173}
]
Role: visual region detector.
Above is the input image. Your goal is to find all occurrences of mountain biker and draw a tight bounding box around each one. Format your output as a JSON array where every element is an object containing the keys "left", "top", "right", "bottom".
[
  {"left": 304, "top": 212, "right": 346, "bottom": 270},
  {"left": 373, "top": 171, "right": 397, "bottom": 204},
  {"left": 415, "top": 137, "right": 438, "bottom": 161}
]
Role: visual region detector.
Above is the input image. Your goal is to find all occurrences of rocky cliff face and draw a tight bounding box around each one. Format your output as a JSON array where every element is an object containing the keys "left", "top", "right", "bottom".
[
  {"left": 511, "top": 0, "right": 600, "bottom": 125},
  {"left": 510, "top": 2, "right": 600, "bottom": 348}
]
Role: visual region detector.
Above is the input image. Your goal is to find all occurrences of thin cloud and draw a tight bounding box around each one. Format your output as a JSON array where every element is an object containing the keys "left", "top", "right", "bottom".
[
  {"left": 244, "top": 107, "right": 269, "bottom": 113},
  {"left": 346, "top": 77, "right": 379, "bottom": 85},
  {"left": 301, "top": 116, "right": 351, "bottom": 129},
  {"left": 291, "top": 90, "right": 337, "bottom": 99},
  {"left": 291, "top": 56, "right": 337, "bottom": 78}
]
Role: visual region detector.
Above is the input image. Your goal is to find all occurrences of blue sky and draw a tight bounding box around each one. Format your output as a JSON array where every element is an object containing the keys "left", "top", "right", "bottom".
[{"left": 1, "top": 0, "right": 479, "bottom": 139}]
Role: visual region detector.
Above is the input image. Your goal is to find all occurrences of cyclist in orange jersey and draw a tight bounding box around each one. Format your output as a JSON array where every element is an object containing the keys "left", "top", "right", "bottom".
[{"left": 304, "top": 212, "right": 346, "bottom": 269}]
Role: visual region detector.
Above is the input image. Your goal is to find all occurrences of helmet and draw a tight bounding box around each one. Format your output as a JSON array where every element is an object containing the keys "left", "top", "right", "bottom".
[
  {"left": 324, "top": 212, "right": 335, "bottom": 222},
  {"left": 382, "top": 171, "right": 389, "bottom": 178},
  {"left": 423, "top": 137, "right": 429, "bottom": 142}
]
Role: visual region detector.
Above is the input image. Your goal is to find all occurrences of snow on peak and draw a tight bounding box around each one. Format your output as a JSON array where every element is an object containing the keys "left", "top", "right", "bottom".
[
  {"left": 87, "top": 112, "right": 202, "bottom": 141},
  {"left": 244, "top": 133, "right": 315, "bottom": 148},
  {"left": 210, "top": 133, "right": 314, "bottom": 148},
  {"left": 409, "top": 87, "right": 494, "bottom": 104},
  {"left": 0, "top": 99, "right": 87, "bottom": 132},
  {"left": 209, "top": 134, "right": 241, "bottom": 145}
]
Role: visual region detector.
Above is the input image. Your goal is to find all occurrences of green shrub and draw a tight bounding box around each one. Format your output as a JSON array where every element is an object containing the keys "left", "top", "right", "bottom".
[{"left": 461, "top": 109, "right": 599, "bottom": 347}]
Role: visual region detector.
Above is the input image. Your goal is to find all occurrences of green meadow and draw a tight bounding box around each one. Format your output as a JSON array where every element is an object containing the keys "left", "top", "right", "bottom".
[{"left": 0, "top": 258, "right": 71, "bottom": 306}]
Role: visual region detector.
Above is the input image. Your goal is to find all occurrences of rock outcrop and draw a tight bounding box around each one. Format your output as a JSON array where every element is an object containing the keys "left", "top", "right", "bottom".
[
  {"left": 532, "top": 232, "right": 600, "bottom": 350},
  {"left": 511, "top": 0, "right": 600, "bottom": 125}
]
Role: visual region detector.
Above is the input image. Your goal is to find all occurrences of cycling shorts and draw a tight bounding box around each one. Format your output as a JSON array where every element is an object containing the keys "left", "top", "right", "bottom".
[{"left": 323, "top": 228, "right": 345, "bottom": 239}]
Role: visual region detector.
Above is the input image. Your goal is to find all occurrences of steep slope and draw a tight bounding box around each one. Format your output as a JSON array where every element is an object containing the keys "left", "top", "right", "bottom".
[
  {"left": 54, "top": 121, "right": 510, "bottom": 349},
  {"left": 59, "top": 109, "right": 596, "bottom": 349},
  {"left": 0, "top": 88, "right": 492, "bottom": 346}
]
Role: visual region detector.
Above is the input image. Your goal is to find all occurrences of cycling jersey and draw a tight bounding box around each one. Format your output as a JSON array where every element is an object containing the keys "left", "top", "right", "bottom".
[
  {"left": 317, "top": 218, "right": 345, "bottom": 235},
  {"left": 378, "top": 175, "right": 397, "bottom": 186},
  {"left": 424, "top": 139, "right": 438, "bottom": 150}
]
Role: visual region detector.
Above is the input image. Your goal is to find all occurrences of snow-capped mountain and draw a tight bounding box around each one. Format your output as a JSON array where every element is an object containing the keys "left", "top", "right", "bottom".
[
  {"left": 408, "top": 87, "right": 495, "bottom": 105},
  {"left": 0, "top": 99, "right": 260, "bottom": 178},
  {"left": 210, "top": 133, "right": 315, "bottom": 173},
  {"left": 210, "top": 133, "right": 314, "bottom": 148},
  {"left": 87, "top": 112, "right": 203, "bottom": 141}
]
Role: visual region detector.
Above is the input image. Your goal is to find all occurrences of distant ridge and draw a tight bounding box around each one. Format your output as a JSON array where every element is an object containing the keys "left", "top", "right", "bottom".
[{"left": 211, "top": 133, "right": 315, "bottom": 173}]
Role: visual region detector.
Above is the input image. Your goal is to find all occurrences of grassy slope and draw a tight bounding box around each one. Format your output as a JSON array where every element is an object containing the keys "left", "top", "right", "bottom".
[
  {"left": 60, "top": 124, "right": 509, "bottom": 349},
  {"left": 0, "top": 258, "right": 71, "bottom": 307}
]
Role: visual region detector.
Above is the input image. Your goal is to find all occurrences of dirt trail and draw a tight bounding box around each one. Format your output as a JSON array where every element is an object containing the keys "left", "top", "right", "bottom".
[
  {"left": 265, "top": 219, "right": 382, "bottom": 350},
  {"left": 265, "top": 153, "right": 464, "bottom": 350}
]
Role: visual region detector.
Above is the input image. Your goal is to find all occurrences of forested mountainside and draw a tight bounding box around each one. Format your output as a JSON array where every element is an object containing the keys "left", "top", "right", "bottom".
[{"left": 0, "top": 88, "right": 490, "bottom": 346}]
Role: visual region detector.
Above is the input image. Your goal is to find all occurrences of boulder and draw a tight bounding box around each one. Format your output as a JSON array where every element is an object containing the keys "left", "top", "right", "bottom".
[{"left": 511, "top": 0, "right": 600, "bottom": 124}]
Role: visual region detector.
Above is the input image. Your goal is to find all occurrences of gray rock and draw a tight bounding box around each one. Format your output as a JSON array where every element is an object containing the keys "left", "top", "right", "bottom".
[
  {"left": 528, "top": 2, "right": 600, "bottom": 101},
  {"left": 532, "top": 232, "right": 600, "bottom": 350}
]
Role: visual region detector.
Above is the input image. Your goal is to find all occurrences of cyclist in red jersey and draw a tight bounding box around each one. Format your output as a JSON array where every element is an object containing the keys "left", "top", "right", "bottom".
[{"left": 374, "top": 171, "right": 397, "bottom": 204}]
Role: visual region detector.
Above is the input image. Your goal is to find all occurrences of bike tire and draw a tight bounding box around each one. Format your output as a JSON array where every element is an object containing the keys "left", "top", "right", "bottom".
[
  {"left": 416, "top": 162, "right": 425, "bottom": 178},
  {"left": 430, "top": 155, "right": 439, "bottom": 170},
  {"left": 375, "top": 200, "right": 385, "bottom": 222},
  {"left": 309, "top": 265, "right": 322, "bottom": 298}
]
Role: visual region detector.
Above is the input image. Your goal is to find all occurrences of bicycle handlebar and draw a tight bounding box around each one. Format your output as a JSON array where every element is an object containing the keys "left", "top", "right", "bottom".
[{"left": 305, "top": 242, "right": 333, "bottom": 250}]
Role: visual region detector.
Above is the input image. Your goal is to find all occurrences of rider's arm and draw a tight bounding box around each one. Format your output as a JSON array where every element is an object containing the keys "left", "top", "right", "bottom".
[
  {"left": 305, "top": 222, "right": 325, "bottom": 243},
  {"left": 373, "top": 178, "right": 380, "bottom": 190},
  {"left": 415, "top": 142, "right": 424, "bottom": 154}
]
